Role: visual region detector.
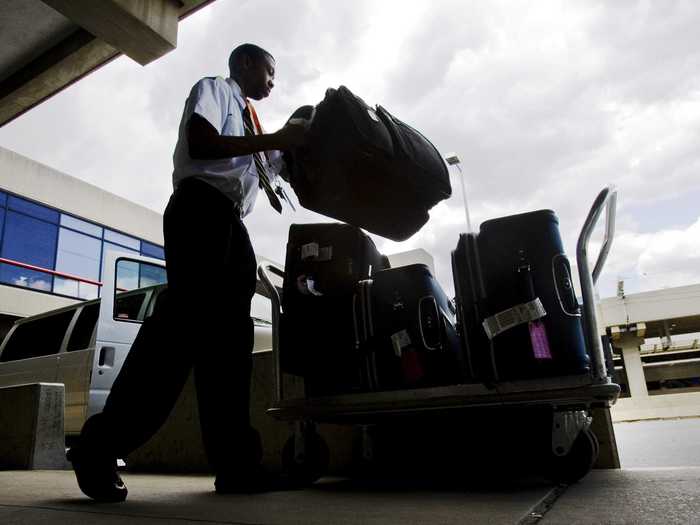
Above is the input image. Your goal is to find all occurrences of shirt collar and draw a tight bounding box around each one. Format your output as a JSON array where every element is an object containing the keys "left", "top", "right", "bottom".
[{"left": 225, "top": 78, "right": 247, "bottom": 111}]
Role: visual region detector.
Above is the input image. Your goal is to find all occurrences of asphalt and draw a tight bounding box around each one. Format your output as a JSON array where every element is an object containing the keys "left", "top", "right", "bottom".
[{"left": 1, "top": 419, "right": 699, "bottom": 524}]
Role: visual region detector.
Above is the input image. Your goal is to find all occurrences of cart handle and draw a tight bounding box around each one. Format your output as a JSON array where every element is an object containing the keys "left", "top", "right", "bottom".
[
  {"left": 258, "top": 261, "right": 285, "bottom": 405},
  {"left": 576, "top": 185, "right": 617, "bottom": 381}
]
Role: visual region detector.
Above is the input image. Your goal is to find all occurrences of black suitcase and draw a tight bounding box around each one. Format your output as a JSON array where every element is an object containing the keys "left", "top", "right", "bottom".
[
  {"left": 283, "top": 87, "right": 451, "bottom": 241},
  {"left": 358, "top": 264, "right": 470, "bottom": 390},
  {"left": 451, "top": 233, "right": 497, "bottom": 383},
  {"left": 280, "top": 223, "right": 389, "bottom": 396},
  {"left": 451, "top": 210, "right": 590, "bottom": 382}
]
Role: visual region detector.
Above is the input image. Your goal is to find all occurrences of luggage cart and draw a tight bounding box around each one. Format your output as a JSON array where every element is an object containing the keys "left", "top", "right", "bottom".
[{"left": 258, "top": 186, "right": 620, "bottom": 485}]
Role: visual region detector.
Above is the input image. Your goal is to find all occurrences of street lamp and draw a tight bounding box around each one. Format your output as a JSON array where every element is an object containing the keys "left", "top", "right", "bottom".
[{"left": 445, "top": 152, "right": 473, "bottom": 233}]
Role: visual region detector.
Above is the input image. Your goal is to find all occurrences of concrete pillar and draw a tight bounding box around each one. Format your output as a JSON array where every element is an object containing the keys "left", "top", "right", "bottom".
[
  {"left": 591, "top": 407, "right": 620, "bottom": 469},
  {"left": 618, "top": 334, "right": 647, "bottom": 398},
  {"left": 0, "top": 383, "right": 69, "bottom": 469}
]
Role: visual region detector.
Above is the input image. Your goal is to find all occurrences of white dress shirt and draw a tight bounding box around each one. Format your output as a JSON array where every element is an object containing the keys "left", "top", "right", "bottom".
[{"left": 172, "top": 77, "right": 284, "bottom": 217}]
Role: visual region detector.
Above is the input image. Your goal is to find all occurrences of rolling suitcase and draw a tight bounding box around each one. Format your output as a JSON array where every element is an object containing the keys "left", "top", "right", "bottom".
[
  {"left": 358, "top": 264, "right": 470, "bottom": 390},
  {"left": 280, "top": 223, "right": 389, "bottom": 396},
  {"left": 452, "top": 210, "right": 590, "bottom": 382},
  {"left": 451, "top": 233, "right": 498, "bottom": 383},
  {"left": 283, "top": 87, "right": 451, "bottom": 241}
]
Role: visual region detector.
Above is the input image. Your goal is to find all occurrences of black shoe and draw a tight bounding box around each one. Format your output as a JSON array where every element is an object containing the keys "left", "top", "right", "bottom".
[
  {"left": 215, "top": 466, "right": 288, "bottom": 494},
  {"left": 66, "top": 447, "right": 128, "bottom": 502}
]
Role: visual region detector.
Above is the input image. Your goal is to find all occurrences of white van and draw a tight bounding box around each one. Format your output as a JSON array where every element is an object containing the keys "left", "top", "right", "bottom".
[{"left": 0, "top": 251, "right": 274, "bottom": 436}]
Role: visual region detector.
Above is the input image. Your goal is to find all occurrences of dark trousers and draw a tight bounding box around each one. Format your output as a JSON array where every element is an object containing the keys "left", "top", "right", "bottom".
[{"left": 80, "top": 177, "right": 259, "bottom": 474}]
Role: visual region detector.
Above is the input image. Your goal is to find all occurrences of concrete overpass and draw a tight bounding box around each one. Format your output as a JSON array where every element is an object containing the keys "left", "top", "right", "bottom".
[
  {"left": 598, "top": 283, "right": 700, "bottom": 421},
  {"left": 0, "top": 0, "right": 216, "bottom": 127}
]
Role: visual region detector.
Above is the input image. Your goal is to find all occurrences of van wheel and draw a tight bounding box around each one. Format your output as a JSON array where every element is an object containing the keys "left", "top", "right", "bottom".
[{"left": 282, "top": 431, "right": 329, "bottom": 486}]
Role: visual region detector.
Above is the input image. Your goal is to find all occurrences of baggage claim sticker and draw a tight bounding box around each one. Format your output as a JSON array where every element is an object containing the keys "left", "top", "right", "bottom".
[{"left": 482, "top": 298, "right": 553, "bottom": 360}]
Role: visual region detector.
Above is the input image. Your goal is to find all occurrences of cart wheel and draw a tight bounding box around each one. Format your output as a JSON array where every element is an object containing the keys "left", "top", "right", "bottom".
[
  {"left": 282, "top": 431, "right": 330, "bottom": 486},
  {"left": 544, "top": 428, "right": 599, "bottom": 485}
]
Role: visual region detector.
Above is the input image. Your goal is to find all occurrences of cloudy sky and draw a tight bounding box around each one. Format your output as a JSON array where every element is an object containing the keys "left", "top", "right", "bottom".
[{"left": 1, "top": 0, "right": 699, "bottom": 299}]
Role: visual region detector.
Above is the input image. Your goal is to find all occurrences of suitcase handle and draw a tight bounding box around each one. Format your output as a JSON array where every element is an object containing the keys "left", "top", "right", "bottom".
[
  {"left": 576, "top": 185, "right": 617, "bottom": 382},
  {"left": 258, "top": 261, "right": 285, "bottom": 405}
]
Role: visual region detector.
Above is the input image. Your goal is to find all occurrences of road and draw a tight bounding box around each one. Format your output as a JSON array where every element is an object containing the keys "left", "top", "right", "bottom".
[{"left": 614, "top": 417, "right": 700, "bottom": 468}]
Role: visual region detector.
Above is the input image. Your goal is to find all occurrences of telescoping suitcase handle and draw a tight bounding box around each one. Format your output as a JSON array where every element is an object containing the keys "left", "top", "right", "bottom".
[
  {"left": 576, "top": 185, "right": 617, "bottom": 382},
  {"left": 257, "top": 261, "right": 285, "bottom": 405}
]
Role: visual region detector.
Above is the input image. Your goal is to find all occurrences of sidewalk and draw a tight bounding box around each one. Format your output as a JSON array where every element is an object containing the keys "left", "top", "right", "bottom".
[{"left": 1, "top": 468, "right": 700, "bottom": 524}]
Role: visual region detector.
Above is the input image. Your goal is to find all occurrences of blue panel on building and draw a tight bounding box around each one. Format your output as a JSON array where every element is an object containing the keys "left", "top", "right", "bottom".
[
  {"left": 7, "top": 196, "right": 59, "bottom": 223},
  {"left": 60, "top": 214, "right": 103, "bottom": 238},
  {"left": 1, "top": 211, "right": 58, "bottom": 268},
  {"left": 141, "top": 241, "right": 165, "bottom": 260}
]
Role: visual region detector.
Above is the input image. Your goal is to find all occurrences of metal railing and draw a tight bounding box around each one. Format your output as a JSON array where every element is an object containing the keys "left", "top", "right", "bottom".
[
  {"left": 0, "top": 256, "right": 128, "bottom": 296},
  {"left": 576, "top": 185, "right": 618, "bottom": 381}
]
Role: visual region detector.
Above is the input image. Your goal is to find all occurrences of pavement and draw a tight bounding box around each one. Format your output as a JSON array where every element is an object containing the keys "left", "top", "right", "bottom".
[{"left": 1, "top": 419, "right": 699, "bottom": 524}]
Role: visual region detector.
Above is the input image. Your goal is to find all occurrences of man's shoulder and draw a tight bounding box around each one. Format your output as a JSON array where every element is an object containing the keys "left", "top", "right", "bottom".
[{"left": 193, "top": 76, "right": 228, "bottom": 89}]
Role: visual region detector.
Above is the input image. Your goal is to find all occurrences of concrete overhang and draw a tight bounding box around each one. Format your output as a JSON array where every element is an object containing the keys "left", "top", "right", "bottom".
[
  {"left": 598, "top": 283, "right": 700, "bottom": 338},
  {"left": 0, "top": 0, "right": 216, "bottom": 128}
]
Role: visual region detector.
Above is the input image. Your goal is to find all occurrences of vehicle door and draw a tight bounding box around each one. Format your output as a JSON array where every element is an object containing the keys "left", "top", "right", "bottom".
[
  {"left": 0, "top": 309, "right": 76, "bottom": 389},
  {"left": 54, "top": 301, "right": 100, "bottom": 434},
  {"left": 89, "top": 251, "right": 166, "bottom": 418}
]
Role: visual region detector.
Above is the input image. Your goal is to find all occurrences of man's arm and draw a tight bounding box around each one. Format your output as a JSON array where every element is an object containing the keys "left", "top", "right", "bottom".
[{"left": 188, "top": 114, "right": 305, "bottom": 160}]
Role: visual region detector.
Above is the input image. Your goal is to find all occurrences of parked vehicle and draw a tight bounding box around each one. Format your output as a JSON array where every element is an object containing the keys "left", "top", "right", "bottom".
[{"left": 0, "top": 251, "right": 274, "bottom": 435}]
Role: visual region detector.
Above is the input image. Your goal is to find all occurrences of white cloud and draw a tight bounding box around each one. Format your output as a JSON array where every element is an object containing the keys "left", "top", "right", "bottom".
[{"left": 1, "top": 0, "right": 699, "bottom": 301}]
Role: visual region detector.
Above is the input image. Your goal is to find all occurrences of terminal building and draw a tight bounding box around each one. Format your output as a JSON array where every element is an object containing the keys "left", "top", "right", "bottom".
[{"left": 0, "top": 145, "right": 164, "bottom": 339}]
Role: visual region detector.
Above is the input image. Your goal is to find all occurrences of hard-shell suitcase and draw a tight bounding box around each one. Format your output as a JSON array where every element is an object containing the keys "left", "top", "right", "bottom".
[
  {"left": 358, "top": 264, "right": 470, "bottom": 390},
  {"left": 280, "top": 223, "right": 389, "bottom": 396},
  {"left": 283, "top": 87, "right": 451, "bottom": 241},
  {"left": 451, "top": 233, "right": 497, "bottom": 383},
  {"left": 452, "top": 210, "right": 590, "bottom": 382}
]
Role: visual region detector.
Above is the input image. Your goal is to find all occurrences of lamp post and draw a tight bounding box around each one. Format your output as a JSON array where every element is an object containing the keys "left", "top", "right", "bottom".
[{"left": 445, "top": 153, "right": 472, "bottom": 233}]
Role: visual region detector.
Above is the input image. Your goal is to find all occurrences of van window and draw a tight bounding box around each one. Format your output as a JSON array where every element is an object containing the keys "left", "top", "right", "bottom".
[
  {"left": 0, "top": 310, "right": 75, "bottom": 362},
  {"left": 113, "top": 258, "right": 167, "bottom": 322},
  {"left": 67, "top": 303, "right": 100, "bottom": 351},
  {"left": 114, "top": 290, "right": 148, "bottom": 321}
]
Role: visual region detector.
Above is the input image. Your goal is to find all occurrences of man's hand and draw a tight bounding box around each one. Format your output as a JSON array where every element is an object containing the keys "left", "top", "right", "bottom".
[{"left": 274, "top": 123, "right": 308, "bottom": 150}]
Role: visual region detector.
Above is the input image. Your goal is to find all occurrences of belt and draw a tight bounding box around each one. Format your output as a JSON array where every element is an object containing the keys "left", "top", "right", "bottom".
[{"left": 178, "top": 177, "right": 243, "bottom": 219}]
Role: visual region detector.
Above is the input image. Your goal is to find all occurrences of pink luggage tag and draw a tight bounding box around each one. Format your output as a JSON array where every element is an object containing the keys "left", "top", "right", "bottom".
[
  {"left": 401, "top": 349, "right": 425, "bottom": 386},
  {"left": 529, "top": 320, "right": 552, "bottom": 359}
]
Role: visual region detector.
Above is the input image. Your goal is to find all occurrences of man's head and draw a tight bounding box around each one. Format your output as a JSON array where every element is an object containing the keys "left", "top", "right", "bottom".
[{"left": 229, "top": 44, "right": 275, "bottom": 101}]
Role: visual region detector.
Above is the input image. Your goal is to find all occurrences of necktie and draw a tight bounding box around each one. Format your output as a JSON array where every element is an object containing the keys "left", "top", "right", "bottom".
[{"left": 242, "top": 102, "right": 283, "bottom": 213}]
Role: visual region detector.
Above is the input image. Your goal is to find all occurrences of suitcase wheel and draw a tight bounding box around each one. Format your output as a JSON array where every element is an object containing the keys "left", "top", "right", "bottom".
[
  {"left": 543, "top": 428, "right": 599, "bottom": 484},
  {"left": 282, "top": 429, "right": 330, "bottom": 485}
]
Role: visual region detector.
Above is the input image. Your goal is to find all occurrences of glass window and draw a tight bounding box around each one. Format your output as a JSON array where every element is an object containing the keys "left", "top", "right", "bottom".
[
  {"left": 141, "top": 241, "right": 165, "bottom": 260},
  {"left": 0, "top": 191, "right": 6, "bottom": 207},
  {"left": 0, "top": 310, "right": 75, "bottom": 361},
  {"left": 54, "top": 278, "right": 99, "bottom": 300},
  {"left": 0, "top": 210, "right": 57, "bottom": 291},
  {"left": 7, "top": 196, "right": 59, "bottom": 223},
  {"left": 101, "top": 242, "right": 138, "bottom": 281},
  {"left": 139, "top": 264, "right": 167, "bottom": 288},
  {"left": 114, "top": 290, "right": 148, "bottom": 321},
  {"left": 60, "top": 214, "right": 103, "bottom": 238},
  {"left": 56, "top": 228, "right": 101, "bottom": 280},
  {"left": 115, "top": 258, "right": 139, "bottom": 292},
  {"left": 104, "top": 229, "right": 140, "bottom": 250},
  {"left": 67, "top": 303, "right": 99, "bottom": 351}
]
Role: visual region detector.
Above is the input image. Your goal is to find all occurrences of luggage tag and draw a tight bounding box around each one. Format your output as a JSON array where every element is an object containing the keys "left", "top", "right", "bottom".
[
  {"left": 529, "top": 320, "right": 552, "bottom": 360},
  {"left": 519, "top": 257, "right": 552, "bottom": 360},
  {"left": 296, "top": 274, "right": 323, "bottom": 296},
  {"left": 392, "top": 330, "right": 424, "bottom": 386}
]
